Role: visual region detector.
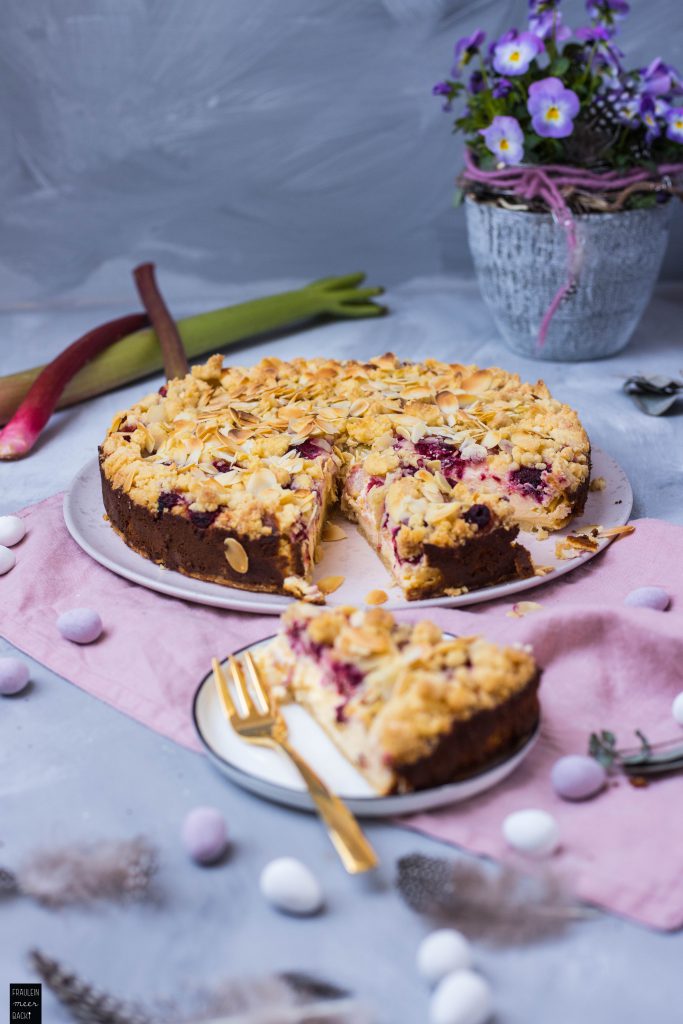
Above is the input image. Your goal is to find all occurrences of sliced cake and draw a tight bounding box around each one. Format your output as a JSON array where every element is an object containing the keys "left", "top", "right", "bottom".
[{"left": 255, "top": 602, "right": 541, "bottom": 794}]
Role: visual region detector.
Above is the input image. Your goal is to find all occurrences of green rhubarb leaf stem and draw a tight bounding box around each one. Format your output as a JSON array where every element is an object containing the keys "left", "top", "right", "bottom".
[{"left": 0, "top": 274, "right": 386, "bottom": 425}]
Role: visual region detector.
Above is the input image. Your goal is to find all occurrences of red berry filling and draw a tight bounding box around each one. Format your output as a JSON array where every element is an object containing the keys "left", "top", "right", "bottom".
[
  {"left": 212, "top": 459, "right": 232, "bottom": 473},
  {"left": 189, "top": 509, "right": 218, "bottom": 529},
  {"left": 414, "top": 438, "right": 466, "bottom": 481},
  {"left": 292, "top": 440, "right": 326, "bottom": 459},
  {"left": 463, "top": 503, "right": 492, "bottom": 530},
  {"left": 510, "top": 466, "right": 547, "bottom": 502}
]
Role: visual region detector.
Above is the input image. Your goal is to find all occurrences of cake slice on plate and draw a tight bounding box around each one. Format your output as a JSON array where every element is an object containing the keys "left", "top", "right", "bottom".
[{"left": 255, "top": 602, "right": 541, "bottom": 795}]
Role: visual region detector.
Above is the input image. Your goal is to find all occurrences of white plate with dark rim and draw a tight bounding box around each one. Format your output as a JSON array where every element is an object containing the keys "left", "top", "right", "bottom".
[
  {"left": 192, "top": 637, "right": 540, "bottom": 817},
  {"left": 64, "top": 446, "right": 632, "bottom": 615}
]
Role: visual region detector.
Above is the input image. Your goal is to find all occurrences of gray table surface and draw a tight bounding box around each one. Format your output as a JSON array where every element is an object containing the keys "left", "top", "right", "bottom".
[{"left": 1, "top": 274, "right": 682, "bottom": 1023}]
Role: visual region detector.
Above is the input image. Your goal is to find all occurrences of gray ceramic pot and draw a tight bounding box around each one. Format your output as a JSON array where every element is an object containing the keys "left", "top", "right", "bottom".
[{"left": 465, "top": 196, "right": 673, "bottom": 361}]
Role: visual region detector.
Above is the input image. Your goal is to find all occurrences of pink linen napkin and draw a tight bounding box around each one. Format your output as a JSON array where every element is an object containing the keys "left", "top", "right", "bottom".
[{"left": 3, "top": 493, "right": 683, "bottom": 929}]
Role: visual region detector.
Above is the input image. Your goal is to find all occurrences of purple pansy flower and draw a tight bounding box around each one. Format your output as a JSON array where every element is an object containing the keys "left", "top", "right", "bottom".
[
  {"left": 432, "top": 81, "right": 451, "bottom": 96},
  {"left": 527, "top": 77, "right": 580, "bottom": 138},
  {"left": 493, "top": 30, "right": 544, "bottom": 76},
  {"left": 616, "top": 94, "right": 640, "bottom": 125},
  {"left": 452, "top": 30, "right": 486, "bottom": 76},
  {"left": 480, "top": 115, "right": 525, "bottom": 165},
  {"left": 468, "top": 70, "right": 485, "bottom": 94},
  {"left": 586, "top": 0, "right": 629, "bottom": 18},
  {"left": 576, "top": 24, "right": 612, "bottom": 42},
  {"left": 492, "top": 77, "right": 513, "bottom": 98},
  {"left": 641, "top": 58, "right": 673, "bottom": 96},
  {"left": 529, "top": 0, "right": 560, "bottom": 13},
  {"left": 639, "top": 95, "right": 661, "bottom": 142},
  {"left": 529, "top": 10, "right": 572, "bottom": 42},
  {"left": 666, "top": 107, "right": 683, "bottom": 143}
]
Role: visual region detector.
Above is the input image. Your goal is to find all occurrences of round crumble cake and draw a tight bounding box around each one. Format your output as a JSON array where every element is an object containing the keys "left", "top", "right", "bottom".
[{"left": 99, "top": 352, "right": 590, "bottom": 601}]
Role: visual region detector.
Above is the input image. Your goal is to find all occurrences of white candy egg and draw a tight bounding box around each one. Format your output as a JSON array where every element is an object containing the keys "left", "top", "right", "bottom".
[
  {"left": 57, "top": 608, "right": 103, "bottom": 644},
  {"left": 0, "top": 516, "right": 25, "bottom": 547},
  {"left": 502, "top": 809, "right": 560, "bottom": 858},
  {"left": 417, "top": 929, "right": 472, "bottom": 986},
  {"left": 259, "top": 857, "right": 323, "bottom": 916},
  {"left": 0, "top": 546, "right": 16, "bottom": 575},
  {"left": 0, "top": 657, "right": 30, "bottom": 696},
  {"left": 672, "top": 692, "right": 683, "bottom": 726},
  {"left": 430, "top": 970, "right": 493, "bottom": 1024},
  {"left": 624, "top": 586, "right": 670, "bottom": 611},
  {"left": 181, "top": 806, "right": 228, "bottom": 864}
]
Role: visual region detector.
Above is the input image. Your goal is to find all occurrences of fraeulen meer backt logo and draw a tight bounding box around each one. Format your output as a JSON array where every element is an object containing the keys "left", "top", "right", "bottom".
[{"left": 9, "top": 984, "right": 41, "bottom": 1023}]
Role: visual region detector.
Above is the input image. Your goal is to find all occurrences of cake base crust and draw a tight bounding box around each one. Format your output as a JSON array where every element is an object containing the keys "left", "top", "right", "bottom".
[
  {"left": 100, "top": 456, "right": 306, "bottom": 593},
  {"left": 390, "top": 673, "right": 540, "bottom": 793}
]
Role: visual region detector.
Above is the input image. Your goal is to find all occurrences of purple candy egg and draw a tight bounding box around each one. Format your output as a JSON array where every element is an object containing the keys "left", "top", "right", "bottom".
[
  {"left": 181, "top": 806, "right": 228, "bottom": 864},
  {"left": 0, "top": 657, "right": 30, "bottom": 695},
  {"left": 624, "top": 587, "right": 670, "bottom": 611},
  {"left": 551, "top": 755, "right": 606, "bottom": 801},
  {"left": 57, "top": 608, "right": 103, "bottom": 644}
]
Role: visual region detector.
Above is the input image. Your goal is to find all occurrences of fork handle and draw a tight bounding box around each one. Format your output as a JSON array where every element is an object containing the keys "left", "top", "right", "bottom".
[{"left": 278, "top": 738, "right": 379, "bottom": 874}]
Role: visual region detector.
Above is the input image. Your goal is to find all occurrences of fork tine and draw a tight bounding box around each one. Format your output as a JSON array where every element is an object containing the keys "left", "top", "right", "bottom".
[
  {"left": 229, "top": 656, "right": 256, "bottom": 716},
  {"left": 243, "top": 651, "right": 271, "bottom": 713},
  {"left": 212, "top": 658, "right": 237, "bottom": 721}
]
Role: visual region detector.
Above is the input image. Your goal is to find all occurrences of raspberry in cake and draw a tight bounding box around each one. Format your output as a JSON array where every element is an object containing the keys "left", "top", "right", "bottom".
[
  {"left": 99, "top": 353, "right": 590, "bottom": 600},
  {"left": 255, "top": 602, "right": 541, "bottom": 794}
]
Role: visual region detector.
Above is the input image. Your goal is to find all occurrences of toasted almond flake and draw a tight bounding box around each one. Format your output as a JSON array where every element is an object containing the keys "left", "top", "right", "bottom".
[
  {"left": 534, "top": 565, "right": 554, "bottom": 576},
  {"left": 245, "top": 467, "right": 279, "bottom": 497},
  {"left": 506, "top": 600, "right": 543, "bottom": 619},
  {"left": 597, "top": 524, "right": 635, "bottom": 539},
  {"left": 365, "top": 589, "right": 388, "bottom": 605},
  {"left": 555, "top": 538, "right": 585, "bottom": 560},
  {"left": 348, "top": 398, "right": 370, "bottom": 416},
  {"left": 283, "top": 575, "right": 325, "bottom": 604},
  {"left": 317, "top": 574, "right": 345, "bottom": 595},
  {"left": 566, "top": 534, "right": 599, "bottom": 552},
  {"left": 436, "top": 390, "right": 460, "bottom": 415},
  {"left": 589, "top": 476, "right": 607, "bottom": 492},
  {"left": 224, "top": 537, "right": 249, "bottom": 573},
  {"left": 322, "top": 521, "right": 347, "bottom": 541}
]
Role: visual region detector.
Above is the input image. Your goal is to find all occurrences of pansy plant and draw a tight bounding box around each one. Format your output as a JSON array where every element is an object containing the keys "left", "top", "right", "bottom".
[{"left": 434, "top": 0, "right": 683, "bottom": 178}]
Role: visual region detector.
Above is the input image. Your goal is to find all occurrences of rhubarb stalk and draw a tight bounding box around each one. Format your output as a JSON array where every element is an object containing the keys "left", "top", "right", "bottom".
[
  {"left": 132, "top": 262, "right": 189, "bottom": 380},
  {"left": 0, "top": 274, "right": 385, "bottom": 425},
  {"left": 0, "top": 314, "right": 149, "bottom": 461}
]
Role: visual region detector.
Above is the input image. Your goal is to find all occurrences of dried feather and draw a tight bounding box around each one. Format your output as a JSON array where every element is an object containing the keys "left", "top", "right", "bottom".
[
  {"left": 396, "top": 853, "right": 594, "bottom": 946},
  {"left": 15, "top": 837, "right": 157, "bottom": 907},
  {"left": 30, "top": 950, "right": 374, "bottom": 1024}
]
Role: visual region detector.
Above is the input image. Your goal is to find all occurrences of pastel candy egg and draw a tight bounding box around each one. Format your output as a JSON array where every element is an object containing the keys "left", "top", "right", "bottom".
[
  {"left": 57, "top": 608, "right": 103, "bottom": 644},
  {"left": 624, "top": 587, "right": 670, "bottom": 611},
  {"left": 417, "top": 929, "right": 472, "bottom": 986},
  {"left": 430, "top": 970, "right": 493, "bottom": 1024},
  {"left": 181, "top": 806, "right": 228, "bottom": 864},
  {"left": 672, "top": 692, "right": 683, "bottom": 726},
  {"left": 0, "top": 546, "right": 16, "bottom": 575},
  {"left": 0, "top": 516, "right": 25, "bottom": 547},
  {"left": 260, "top": 857, "right": 323, "bottom": 916},
  {"left": 551, "top": 755, "right": 607, "bottom": 801},
  {"left": 0, "top": 657, "right": 30, "bottom": 695},
  {"left": 502, "top": 809, "right": 560, "bottom": 858}
]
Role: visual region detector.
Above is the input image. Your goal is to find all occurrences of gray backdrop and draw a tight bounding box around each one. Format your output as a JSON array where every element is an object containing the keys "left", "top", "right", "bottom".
[{"left": 1, "top": 0, "right": 681, "bottom": 306}]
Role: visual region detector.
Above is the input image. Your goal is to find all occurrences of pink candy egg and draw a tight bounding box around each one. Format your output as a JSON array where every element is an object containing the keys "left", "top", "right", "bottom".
[
  {"left": 551, "top": 755, "right": 606, "bottom": 801},
  {"left": 181, "top": 806, "right": 228, "bottom": 864},
  {"left": 0, "top": 657, "right": 30, "bottom": 695},
  {"left": 57, "top": 608, "right": 103, "bottom": 644}
]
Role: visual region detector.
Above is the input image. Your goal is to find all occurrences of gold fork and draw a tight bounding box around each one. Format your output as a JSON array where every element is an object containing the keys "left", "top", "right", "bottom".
[{"left": 212, "top": 653, "right": 378, "bottom": 874}]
